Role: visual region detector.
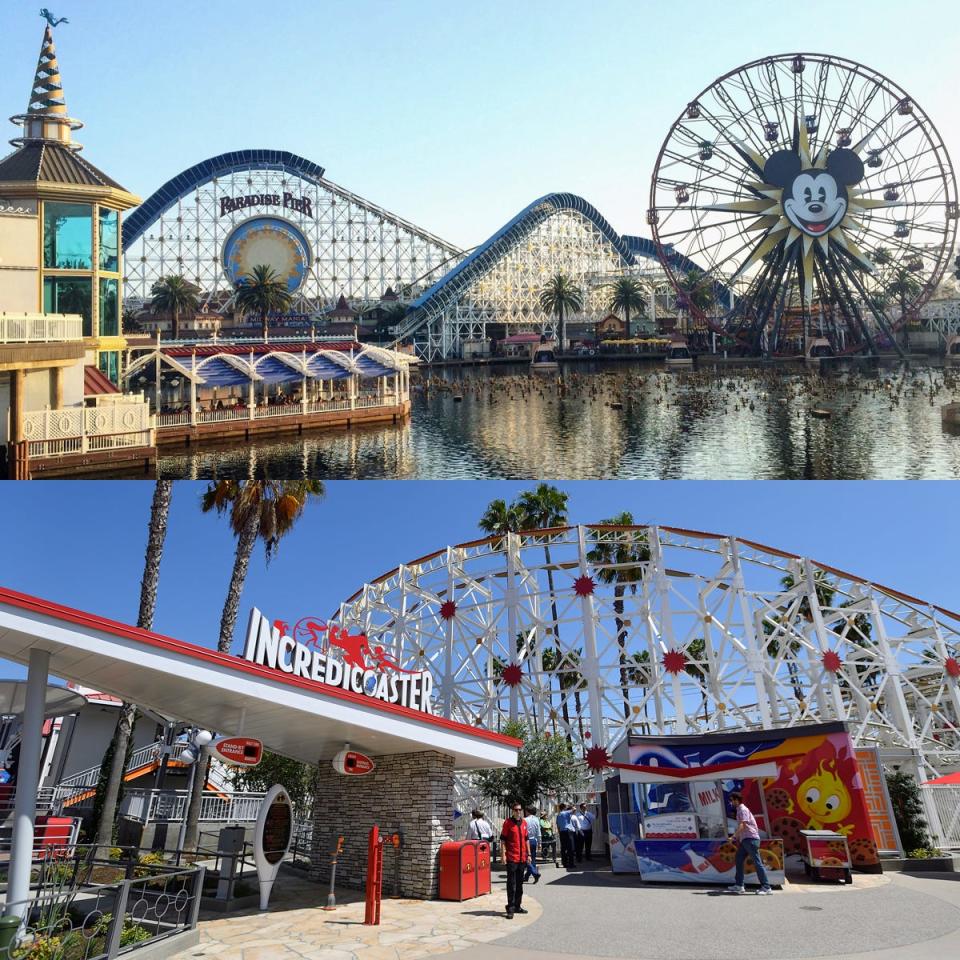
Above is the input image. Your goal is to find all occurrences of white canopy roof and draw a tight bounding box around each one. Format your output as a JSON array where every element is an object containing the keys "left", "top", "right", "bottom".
[{"left": 0, "top": 588, "right": 518, "bottom": 770}]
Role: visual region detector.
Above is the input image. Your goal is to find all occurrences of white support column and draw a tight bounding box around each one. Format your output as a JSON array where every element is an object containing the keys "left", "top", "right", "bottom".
[
  {"left": 505, "top": 533, "right": 520, "bottom": 723},
  {"left": 576, "top": 526, "right": 607, "bottom": 774},
  {"left": 248, "top": 353, "right": 255, "bottom": 420},
  {"left": 442, "top": 547, "right": 455, "bottom": 717},
  {"left": 804, "top": 560, "right": 846, "bottom": 721},
  {"left": 649, "top": 527, "right": 686, "bottom": 732},
  {"left": 729, "top": 538, "right": 774, "bottom": 728},
  {"left": 5, "top": 647, "right": 50, "bottom": 921},
  {"left": 189, "top": 363, "right": 197, "bottom": 427}
]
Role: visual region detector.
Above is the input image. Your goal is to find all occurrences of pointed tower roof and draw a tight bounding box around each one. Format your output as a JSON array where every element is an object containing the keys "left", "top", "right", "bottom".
[
  {"left": 29, "top": 26, "right": 68, "bottom": 118},
  {"left": 11, "top": 24, "right": 84, "bottom": 150},
  {"left": 381, "top": 287, "right": 399, "bottom": 302},
  {"left": 327, "top": 295, "right": 358, "bottom": 318},
  {"left": 0, "top": 23, "right": 138, "bottom": 206}
]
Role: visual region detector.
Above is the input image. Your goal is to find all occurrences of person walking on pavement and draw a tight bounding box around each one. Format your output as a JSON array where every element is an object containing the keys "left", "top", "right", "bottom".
[
  {"left": 500, "top": 801, "right": 530, "bottom": 918},
  {"left": 578, "top": 803, "right": 596, "bottom": 861},
  {"left": 572, "top": 805, "right": 586, "bottom": 863},
  {"left": 727, "top": 790, "right": 772, "bottom": 895},
  {"left": 556, "top": 802, "right": 576, "bottom": 869},
  {"left": 467, "top": 808, "right": 496, "bottom": 859},
  {"left": 539, "top": 809, "right": 558, "bottom": 866},
  {"left": 523, "top": 807, "right": 542, "bottom": 883}
]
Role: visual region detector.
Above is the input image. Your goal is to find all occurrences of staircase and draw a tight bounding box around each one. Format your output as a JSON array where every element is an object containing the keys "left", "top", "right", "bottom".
[{"left": 54, "top": 741, "right": 193, "bottom": 806}]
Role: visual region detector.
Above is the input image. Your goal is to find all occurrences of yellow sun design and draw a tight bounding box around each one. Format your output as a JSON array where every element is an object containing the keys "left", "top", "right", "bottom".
[{"left": 708, "top": 122, "right": 894, "bottom": 305}]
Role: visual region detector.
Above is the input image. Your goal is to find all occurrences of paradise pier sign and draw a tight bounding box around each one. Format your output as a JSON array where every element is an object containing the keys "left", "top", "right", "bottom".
[
  {"left": 219, "top": 192, "right": 314, "bottom": 217},
  {"left": 241, "top": 608, "right": 434, "bottom": 714}
]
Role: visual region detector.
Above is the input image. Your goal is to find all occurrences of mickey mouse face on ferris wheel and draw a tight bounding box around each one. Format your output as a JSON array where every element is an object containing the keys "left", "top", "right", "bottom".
[{"left": 763, "top": 148, "right": 865, "bottom": 240}]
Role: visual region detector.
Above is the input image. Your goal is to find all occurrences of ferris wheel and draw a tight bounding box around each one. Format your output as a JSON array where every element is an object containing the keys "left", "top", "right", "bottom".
[{"left": 648, "top": 53, "right": 958, "bottom": 355}]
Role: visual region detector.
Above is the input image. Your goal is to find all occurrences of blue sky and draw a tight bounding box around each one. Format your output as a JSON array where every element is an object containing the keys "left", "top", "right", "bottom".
[
  {"left": 1, "top": 0, "right": 957, "bottom": 246},
  {"left": 0, "top": 481, "right": 957, "bottom": 683}
]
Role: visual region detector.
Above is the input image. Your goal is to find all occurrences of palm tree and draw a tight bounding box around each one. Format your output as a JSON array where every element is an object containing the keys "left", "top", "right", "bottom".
[
  {"left": 684, "top": 637, "right": 710, "bottom": 724},
  {"left": 607, "top": 277, "right": 646, "bottom": 340},
  {"left": 886, "top": 267, "right": 923, "bottom": 352},
  {"left": 538, "top": 273, "right": 583, "bottom": 352},
  {"left": 674, "top": 269, "right": 715, "bottom": 333},
  {"left": 234, "top": 264, "right": 294, "bottom": 341},
  {"left": 586, "top": 516, "right": 649, "bottom": 720},
  {"left": 94, "top": 481, "right": 174, "bottom": 854},
  {"left": 181, "top": 480, "right": 325, "bottom": 853},
  {"left": 150, "top": 275, "right": 200, "bottom": 341},
  {"left": 479, "top": 498, "right": 524, "bottom": 550},
  {"left": 625, "top": 651, "right": 652, "bottom": 732}
]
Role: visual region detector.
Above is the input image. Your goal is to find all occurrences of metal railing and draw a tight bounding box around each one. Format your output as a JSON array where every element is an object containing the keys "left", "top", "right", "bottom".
[
  {"left": 0, "top": 312, "right": 84, "bottom": 344},
  {"left": 0, "top": 817, "right": 81, "bottom": 859},
  {"left": 0, "top": 852, "right": 204, "bottom": 959},
  {"left": 119, "top": 790, "right": 266, "bottom": 824},
  {"left": 155, "top": 393, "right": 401, "bottom": 429},
  {"left": 55, "top": 743, "right": 189, "bottom": 799},
  {"left": 22, "top": 402, "right": 154, "bottom": 459},
  {"left": 927, "top": 785, "right": 960, "bottom": 849}
]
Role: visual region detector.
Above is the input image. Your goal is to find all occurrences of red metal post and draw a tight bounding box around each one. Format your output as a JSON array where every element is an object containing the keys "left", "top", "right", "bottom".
[{"left": 364, "top": 825, "right": 384, "bottom": 925}]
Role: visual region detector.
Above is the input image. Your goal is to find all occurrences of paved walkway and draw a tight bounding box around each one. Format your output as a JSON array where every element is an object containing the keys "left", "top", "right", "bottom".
[
  {"left": 177, "top": 863, "right": 960, "bottom": 960},
  {"left": 181, "top": 873, "right": 541, "bottom": 960}
]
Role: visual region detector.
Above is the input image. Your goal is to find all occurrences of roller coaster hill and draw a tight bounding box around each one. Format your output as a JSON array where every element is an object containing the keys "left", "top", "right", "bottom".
[{"left": 122, "top": 55, "right": 957, "bottom": 361}]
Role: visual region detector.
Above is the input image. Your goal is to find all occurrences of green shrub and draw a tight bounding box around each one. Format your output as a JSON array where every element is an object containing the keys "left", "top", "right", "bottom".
[{"left": 886, "top": 771, "right": 931, "bottom": 851}]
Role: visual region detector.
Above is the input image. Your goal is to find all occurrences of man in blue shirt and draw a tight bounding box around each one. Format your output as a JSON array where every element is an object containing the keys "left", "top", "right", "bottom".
[{"left": 556, "top": 803, "right": 576, "bottom": 869}]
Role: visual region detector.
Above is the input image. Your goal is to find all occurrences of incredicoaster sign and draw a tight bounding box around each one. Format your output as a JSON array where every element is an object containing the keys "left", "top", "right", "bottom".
[{"left": 242, "top": 607, "right": 435, "bottom": 714}]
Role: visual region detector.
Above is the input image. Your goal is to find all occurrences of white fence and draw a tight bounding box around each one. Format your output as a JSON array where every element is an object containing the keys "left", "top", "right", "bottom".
[
  {"left": 55, "top": 742, "right": 191, "bottom": 798},
  {"left": 156, "top": 393, "right": 398, "bottom": 429},
  {"left": 0, "top": 312, "right": 83, "bottom": 343},
  {"left": 928, "top": 785, "right": 960, "bottom": 849},
  {"left": 22, "top": 400, "right": 154, "bottom": 458},
  {"left": 120, "top": 789, "right": 266, "bottom": 824}
]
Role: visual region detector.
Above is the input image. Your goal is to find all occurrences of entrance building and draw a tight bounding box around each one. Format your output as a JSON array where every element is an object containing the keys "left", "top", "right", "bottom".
[{"left": 0, "top": 587, "right": 519, "bottom": 910}]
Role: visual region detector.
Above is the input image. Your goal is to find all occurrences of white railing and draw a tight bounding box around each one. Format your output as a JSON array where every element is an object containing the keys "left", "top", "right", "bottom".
[
  {"left": 0, "top": 312, "right": 84, "bottom": 343},
  {"left": 155, "top": 394, "right": 402, "bottom": 429},
  {"left": 23, "top": 400, "right": 154, "bottom": 459},
  {"left": 56, "top": 742, "right": 190, "bottom": 796},
  {"left": 120, "top": 790, "right": 266, "bottom": 824},
  {"left": 928, "top": 785, "right": 960, "bottom": 849}
]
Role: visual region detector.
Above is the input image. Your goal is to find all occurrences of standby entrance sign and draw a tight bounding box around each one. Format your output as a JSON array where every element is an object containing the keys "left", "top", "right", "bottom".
[{"left": 242, "top": 607, "right": 434, "bottom": 714}]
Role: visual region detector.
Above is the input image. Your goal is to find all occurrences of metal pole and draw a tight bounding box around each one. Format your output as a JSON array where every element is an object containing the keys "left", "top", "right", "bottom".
[
  {"left": 5, "top": 647, "right": 50, "bottom": 920},
  {"left": 176, "top": 751, "right": 198, "bottom": 856}
]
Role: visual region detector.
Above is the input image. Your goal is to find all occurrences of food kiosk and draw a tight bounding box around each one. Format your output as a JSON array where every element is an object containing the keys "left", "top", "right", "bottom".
[{"left": 605, "top": 722, "right": 882, "bottom": 885}]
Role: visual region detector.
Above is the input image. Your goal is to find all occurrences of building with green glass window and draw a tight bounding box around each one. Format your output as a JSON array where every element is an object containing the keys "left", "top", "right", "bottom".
[
  {"left": 0, "top": 24, "right": 139, "bottom": 383},
  {"left": 0, "top": 24, "right": 154, "bottom": 478}
]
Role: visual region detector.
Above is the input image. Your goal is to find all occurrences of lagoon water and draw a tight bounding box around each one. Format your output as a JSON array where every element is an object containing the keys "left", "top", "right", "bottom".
[{"left": 155, "top": 359, "right": 960, "bottom": 480}]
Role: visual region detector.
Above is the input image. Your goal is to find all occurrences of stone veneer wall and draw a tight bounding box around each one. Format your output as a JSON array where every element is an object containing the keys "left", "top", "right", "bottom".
[{"left": 308, "top": 750, "right": 455, "bottom": 899}]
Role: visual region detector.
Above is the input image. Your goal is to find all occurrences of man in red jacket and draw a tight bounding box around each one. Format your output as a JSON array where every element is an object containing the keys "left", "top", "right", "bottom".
[{"left": 500, "top": 801, "right": 530, "bottom": 918}]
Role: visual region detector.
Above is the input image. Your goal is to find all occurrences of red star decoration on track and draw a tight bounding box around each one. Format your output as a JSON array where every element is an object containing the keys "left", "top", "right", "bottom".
[
  {"left": 501, "top": 663, "right": 523, "bottom": 686},
  {"left": 439, "top": 600, "right": 457, "bottom": 620},
  {"left": 822, "top": 650, "right": 843, "bottom": 673},
  {"left": 585, "top": 746, "right": 611, "bottom": 772},
  {"left": 946, "top": 657, "right": 960, "bottom": 679},
  {"left": 573, "top": 575, "right": 596, "bottom": 597},
  {"left": 662, "top": 649, "right": 688, "bottom": 674}
]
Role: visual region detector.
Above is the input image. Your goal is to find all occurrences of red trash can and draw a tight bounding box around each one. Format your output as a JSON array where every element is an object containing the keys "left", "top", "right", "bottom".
[
  {"left": 475, "top": 840, "right": 491, "bottom": 896},
  {"left": 438, "top": 840, "right": 478, "bottom": 900}
]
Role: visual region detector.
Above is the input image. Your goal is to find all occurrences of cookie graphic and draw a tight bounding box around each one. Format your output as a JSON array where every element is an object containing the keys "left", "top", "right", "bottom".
[
  {"left": 848, "top": 836, "right": 879, "bottom": 867},
  {"left": 773, "top": 816, "right": 804, "bottom": 855},
  {"left": 765, "top": 787, "right": 792, "bottom": 812},
  {"left": 826, "top": 840, "right": 849, "bottom": 858},
  {"left": 818, "top": 856, "right": 845, "bottom": 866},
  {"left": 717, "top": 841, "right": 738, "bottom": 864}
]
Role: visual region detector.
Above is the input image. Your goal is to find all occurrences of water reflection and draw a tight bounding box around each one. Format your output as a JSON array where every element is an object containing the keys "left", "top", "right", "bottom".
[{"left": 156, "top": 360, "right": 960, "bottom": 479}]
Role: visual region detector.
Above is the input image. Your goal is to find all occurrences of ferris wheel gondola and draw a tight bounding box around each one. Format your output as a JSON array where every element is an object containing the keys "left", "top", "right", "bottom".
[{"left": 649, "top": 53, "right": 958, "bottom": 356}]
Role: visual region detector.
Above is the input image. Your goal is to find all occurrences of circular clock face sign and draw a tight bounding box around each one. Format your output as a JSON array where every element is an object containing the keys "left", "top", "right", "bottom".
[{"left": 222, "top": 216, "right": 312, "bottom": 293}]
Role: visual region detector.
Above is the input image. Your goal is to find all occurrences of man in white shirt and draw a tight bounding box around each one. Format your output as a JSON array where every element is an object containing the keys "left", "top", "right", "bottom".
[
  {"left": 578, "top": 803, "right": 596, "bottom": 862},
  {"left": 523, "top": 807, "right": 542, "bottom": 883}
]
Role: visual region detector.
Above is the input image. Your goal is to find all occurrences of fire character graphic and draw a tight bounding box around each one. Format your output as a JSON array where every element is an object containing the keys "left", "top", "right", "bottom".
[{"left": 797, "top": 759, "right": 854, "bottom": 834}]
